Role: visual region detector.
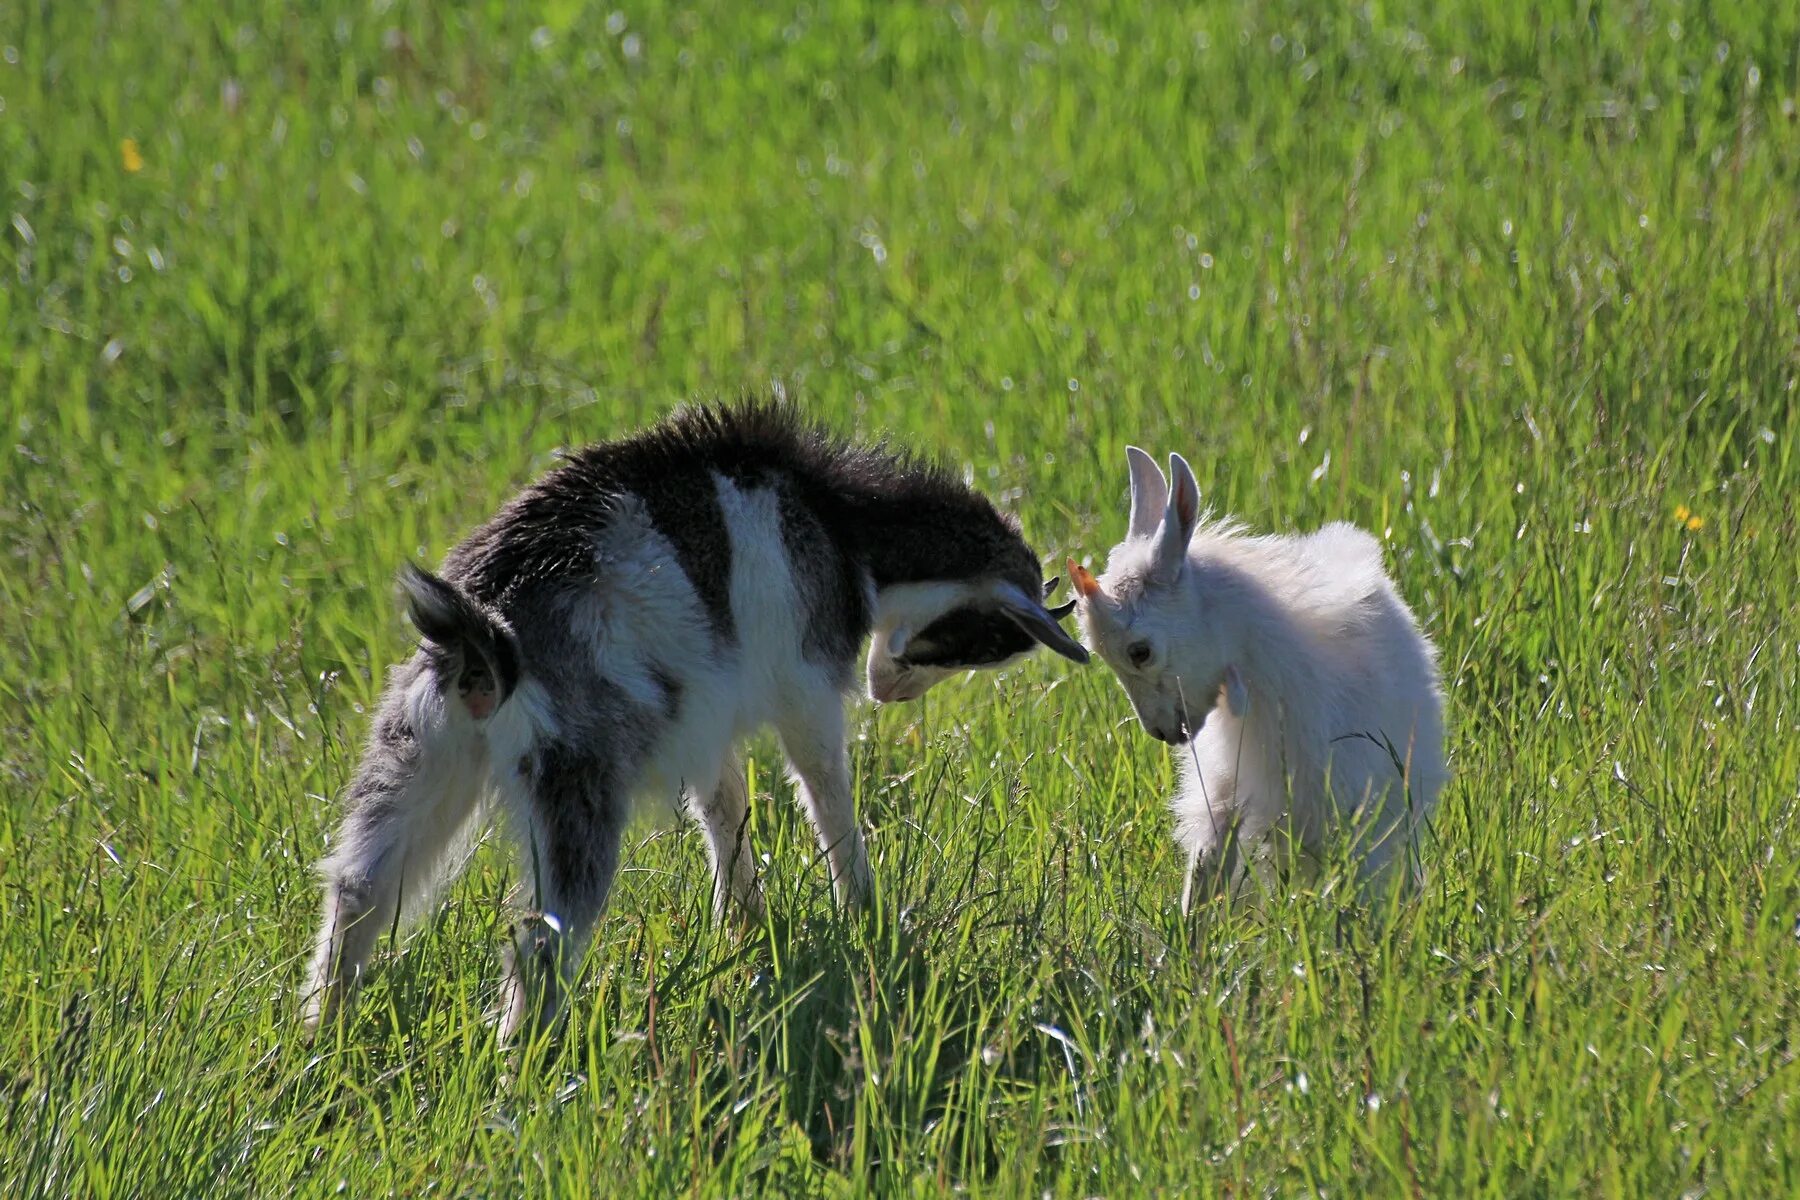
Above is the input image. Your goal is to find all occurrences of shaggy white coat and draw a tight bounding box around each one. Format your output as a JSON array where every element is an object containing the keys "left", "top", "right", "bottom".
[{"left": 1072, "top": 449, "right": 1446, "bottom": 909}]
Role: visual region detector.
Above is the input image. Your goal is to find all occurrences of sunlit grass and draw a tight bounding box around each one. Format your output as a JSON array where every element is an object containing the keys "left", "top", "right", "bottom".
[{"left": 3, "top": 1, "right": 1798, "bottom": 1195}]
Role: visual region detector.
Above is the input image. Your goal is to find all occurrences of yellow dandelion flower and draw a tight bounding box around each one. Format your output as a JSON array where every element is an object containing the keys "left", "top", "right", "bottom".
[
  {"left": 1686, "top": 514, "right": 1703, "bottom": 531},
  {"left": 120, "top": 138, "right": 144, "bottom": 173},
  {"left": 1673, "top": 504, "right": 1690, "bottom": 523}
]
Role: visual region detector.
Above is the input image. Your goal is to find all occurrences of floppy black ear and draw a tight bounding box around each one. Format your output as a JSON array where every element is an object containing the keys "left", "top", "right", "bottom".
[
  {"left": 398, "top": 562, "right": 522, "bottom": 698},
  {"left": 995, "top": 583, "right": 1089, "bottom": 664},
  {"left": 399, "top": 561, "right": 476, "bottom": 646}
]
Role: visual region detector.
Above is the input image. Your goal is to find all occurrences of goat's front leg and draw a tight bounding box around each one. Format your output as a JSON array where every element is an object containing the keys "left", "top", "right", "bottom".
[
  {"left": 1174, "top": 748, "right": 1253, "bottom": 917},
  {"left": 777, "top": 696, "right": 872, "bottom": 909},
  {"left": 498, "top": 742, "right": 626, "bottom": 1043},
  {"left": 1180, "top": 829, "right": 1248, "bottom": 917},
  {"left": 1180, "top": 799, "right": 1300, "bottom": 916}
]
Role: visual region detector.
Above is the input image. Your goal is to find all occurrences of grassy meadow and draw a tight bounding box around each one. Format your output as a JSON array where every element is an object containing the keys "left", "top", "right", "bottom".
[{"left": 4, "top": 0, "right": 1799, "bottom": 1193}]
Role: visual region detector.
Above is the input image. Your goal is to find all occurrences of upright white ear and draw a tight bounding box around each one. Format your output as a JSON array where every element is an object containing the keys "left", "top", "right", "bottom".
[
  {"left": 1151, "top": 452, "right": 1201, "bottom": 579},
  {"left": 1125, "top": 446, "right": 1168, "bottom": 541}
]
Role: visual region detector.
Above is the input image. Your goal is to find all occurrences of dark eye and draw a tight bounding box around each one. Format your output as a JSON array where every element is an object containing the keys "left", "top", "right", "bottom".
[{"left": 1127, "top": 642, "right": 1153, "bottom": 669}]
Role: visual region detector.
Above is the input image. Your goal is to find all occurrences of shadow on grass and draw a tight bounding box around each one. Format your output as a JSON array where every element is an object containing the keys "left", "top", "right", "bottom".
[{"left": 274, "top": 775, "right": 1424, "bottom": 1192}]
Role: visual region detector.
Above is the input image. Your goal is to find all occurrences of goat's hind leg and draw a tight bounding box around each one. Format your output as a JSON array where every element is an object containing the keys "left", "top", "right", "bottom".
[
  {"left": 1347, "top": 781, "right": 1429, "bottom": 907},
  {"left": 304, "top": 696, "right": 487, "bottom": 1029}
]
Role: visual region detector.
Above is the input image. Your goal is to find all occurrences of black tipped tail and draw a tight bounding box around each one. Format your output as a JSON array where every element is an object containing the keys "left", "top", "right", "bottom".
[{"left": 399, "top": 562, "right": 522, "bottom": 712}]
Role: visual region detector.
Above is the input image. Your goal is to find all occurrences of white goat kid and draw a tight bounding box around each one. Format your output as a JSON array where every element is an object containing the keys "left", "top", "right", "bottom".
[{"left": 1069, "top": 448, "right": 1446, "bottom": 911}]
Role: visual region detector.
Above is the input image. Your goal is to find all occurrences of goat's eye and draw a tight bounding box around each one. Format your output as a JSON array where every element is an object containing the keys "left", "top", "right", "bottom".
[{"left": 1127, "top": 641, "right": 1153, "bottom": 669}]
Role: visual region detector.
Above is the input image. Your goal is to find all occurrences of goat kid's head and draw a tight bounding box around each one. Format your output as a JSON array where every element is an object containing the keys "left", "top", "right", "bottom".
[
  {"left": 867, "top": 575, "right": 1088, "bottom": 704},
  {"left": 1069, "top": 447, "right": 1246, "bottom": 745}
]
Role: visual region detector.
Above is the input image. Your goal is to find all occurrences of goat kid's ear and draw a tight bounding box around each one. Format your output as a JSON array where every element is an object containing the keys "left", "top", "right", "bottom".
[
  {"left": 1066, "top": 558, "right": 1102, "bottom": 600},
  {"left": 1151, "top": 452, "right": 1201, "bottom": 580},
  {"left": 1125, "top": 445, "right": 1168, "bottom": 541},
  {"left": 1224, "top": 664, "right": 1249, "bottom": 718},
  {"left": 399, "top": 561, "right": 465, "bottom": 645},
  {"left": 994, "top": 582, "right": 1090, "bottom": 664}
]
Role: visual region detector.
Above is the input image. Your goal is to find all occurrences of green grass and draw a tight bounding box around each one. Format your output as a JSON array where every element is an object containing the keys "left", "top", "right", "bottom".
[{"left": 4, "top": 0, "right": 1799, "bottom": 1194}]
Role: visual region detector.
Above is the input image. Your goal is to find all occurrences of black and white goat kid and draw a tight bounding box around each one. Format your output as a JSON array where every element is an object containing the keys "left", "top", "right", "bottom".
[{"left": 303, "top": 403, "right": 1087, "bottom": 1038}]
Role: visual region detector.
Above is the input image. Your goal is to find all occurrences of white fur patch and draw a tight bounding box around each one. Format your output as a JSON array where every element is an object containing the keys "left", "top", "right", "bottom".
[{"left": 871, "top": 580, "right": 982, "bottom": 638}]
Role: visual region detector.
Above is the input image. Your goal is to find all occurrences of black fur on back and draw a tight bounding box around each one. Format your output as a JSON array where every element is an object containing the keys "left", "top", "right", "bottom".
[{"left": 442, "top": 401, "right": 1044, "bottom": 647}]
